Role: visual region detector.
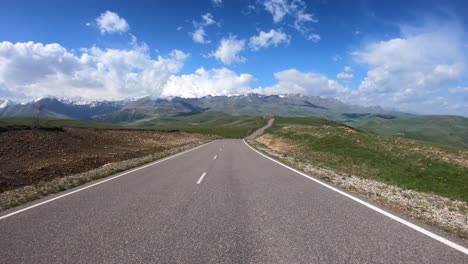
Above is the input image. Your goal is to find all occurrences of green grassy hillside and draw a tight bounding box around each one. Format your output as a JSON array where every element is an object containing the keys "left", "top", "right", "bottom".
[
  {"left": 131, "top": 112, "right": 268, "bottom": 138},
  {"left": 0, "top": 113, "right": 268, "bottom": 138},
  {"left": 352, "top": 115, "right": 468, "bottom": 149},
  {"left": 261, "top": 117, "right": 468, "bottom": 202}
]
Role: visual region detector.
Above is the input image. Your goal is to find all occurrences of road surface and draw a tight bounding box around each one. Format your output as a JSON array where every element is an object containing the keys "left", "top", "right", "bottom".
[
  {"left": 0, "top": 139, "right": 467, "bottom": 263},
  {"left": 246, "top": 118, "right": 274, "bottom": 140}
]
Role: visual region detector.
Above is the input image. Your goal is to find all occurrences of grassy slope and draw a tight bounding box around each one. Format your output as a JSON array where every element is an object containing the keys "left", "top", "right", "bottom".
[
  {"left": 0, "top": 113, "right": 268, "bottom": 138},
  {"left": 265, "top": 117, "right": 468, "bottom": 202},
  {"left": 131, "top": 112, "right": 268, "bottom": 138},
  {"left": 352, "top": 115, "right": 468, "bottom": 149},
  {"left": 0, "top": 117, "right": 122, "bottom": 130}
]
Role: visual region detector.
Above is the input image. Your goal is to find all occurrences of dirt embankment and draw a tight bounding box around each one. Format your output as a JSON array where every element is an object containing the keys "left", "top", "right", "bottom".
[{"left": 0, "top": 128, "right": 215, "bottom": 193}]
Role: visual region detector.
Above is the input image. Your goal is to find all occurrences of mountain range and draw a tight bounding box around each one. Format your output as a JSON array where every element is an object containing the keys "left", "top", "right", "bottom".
[
  {"left": 1, "top": 94, "right": 467, "bottom": 148},
  {"left": 0, "top": 94, "right": 408, "bottom": 124}
]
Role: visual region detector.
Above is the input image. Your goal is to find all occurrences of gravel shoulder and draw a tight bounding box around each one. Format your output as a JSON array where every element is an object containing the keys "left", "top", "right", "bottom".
[{"left": 249, "top": 135, "right": 468, "bottom": 243}]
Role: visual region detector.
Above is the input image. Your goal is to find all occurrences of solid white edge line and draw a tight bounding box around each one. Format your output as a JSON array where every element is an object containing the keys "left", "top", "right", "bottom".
[
  {"left": 0, "top": 140, "right": 216, "bottom": 221},
  {"left": 243, "top": 139, "right": 468, "bottom": 255},
  {"left": 197, "top": 172, "right": 207, "bottom": 184}
]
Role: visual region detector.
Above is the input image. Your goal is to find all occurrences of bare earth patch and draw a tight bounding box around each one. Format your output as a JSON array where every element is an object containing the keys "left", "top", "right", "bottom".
[
  {"left": 251, "top": 135, "right": 468, "bottom": 242},
  {"left": 0, "top": 128, "right": 216, "bottom": 210},
  {"left": 255, "top": 134, "right": 302, "bottom": 153}
]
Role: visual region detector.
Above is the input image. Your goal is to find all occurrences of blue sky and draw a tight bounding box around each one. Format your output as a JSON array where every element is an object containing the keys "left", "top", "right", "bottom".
[{"left": 0, "top": 0, "right": 467, "bottom": 115}]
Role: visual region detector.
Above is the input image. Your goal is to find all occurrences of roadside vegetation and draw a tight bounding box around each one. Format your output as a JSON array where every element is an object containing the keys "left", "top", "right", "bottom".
[
  {"left": 252, "top": 116, "right": 468, "bottom": 239},
  {"left": 263, "top": 117, "right": 467, "bottom": 201}
]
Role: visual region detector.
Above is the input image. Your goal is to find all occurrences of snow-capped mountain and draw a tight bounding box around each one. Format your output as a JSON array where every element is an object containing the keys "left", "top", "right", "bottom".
[
  {"left": 0, "top": 94, "right": 408, "bottom": 122},
  {"left": 0, "top": 99, "right": 14, "bottom": 108},
  {"left": 0, "top": 97, "right": 129, "bottom": 119}
]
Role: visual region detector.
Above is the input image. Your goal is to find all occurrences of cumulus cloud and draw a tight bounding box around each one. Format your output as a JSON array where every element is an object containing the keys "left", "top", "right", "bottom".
[
  {"left": 192, "top": 28, "right": 207, "bottom": 44},
  {"left": 201, "top": 13, "right": 216, "bottom": 26},
  {"left": 255, "top": 69, "right": 349, "bottom": 97},
  {"left": 351, "top": 24, "right": 466, "bottom": 114},
  {"left": 336, "top": 66, "right": 354, "bottom": 80},
  {"left": 0, "top": 41, "right": 188, "bottom": 100},
  {"left": 191, "top": 13, "right": 217, "bottom": 44},
  {"left": 249, "top": 29, "right": 290, "bottom": 50},
  {"left": 96, "top": 11, "right": 129, "bottom": 34},
  {"left": 162, "top": 67, "right": 255, "bottom": 98},
  {"left": 210, "top": 36, "right": 246, "bottom": 65},
  {"left": 263, "top": 0, "right": 319, "bottom": 41},
  {"left": 264, "top": 0, "right": 289, "bottom": 22}
]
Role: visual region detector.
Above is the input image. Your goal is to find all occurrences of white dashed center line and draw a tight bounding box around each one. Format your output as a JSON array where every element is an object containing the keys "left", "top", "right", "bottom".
[
  {"left": 197, "top": 172, "right": 207, "bottom": 184},
  {"left": 213, "top": 155, "right": 217, "bottom": 160}
]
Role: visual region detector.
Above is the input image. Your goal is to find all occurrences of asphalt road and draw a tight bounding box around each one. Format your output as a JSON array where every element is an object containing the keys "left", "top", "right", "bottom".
[
  {"left": 246, "top": 118, "right": 274, "bottom": 140},
  {"left": 0, "top": 139, "right": 467, "bottom": 263}
]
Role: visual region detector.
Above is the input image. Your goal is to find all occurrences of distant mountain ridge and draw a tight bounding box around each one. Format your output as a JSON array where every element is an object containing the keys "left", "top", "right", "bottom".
[
  {"left": 0, "top": 97, "right": 128, "bottom": 120},
  {"left": 0, "top": 93, "right": 409, "bottom": 123}
]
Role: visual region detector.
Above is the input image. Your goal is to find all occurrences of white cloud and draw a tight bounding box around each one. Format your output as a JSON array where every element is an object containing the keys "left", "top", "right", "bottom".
[
  {"left": 96, "top": 11, "right": 129, "bottom": 34},
  {"left": 337, "top": 66, "right": 354, "bottom": 80},
  {"left": 210, "top": 36, "right": 246, "bottom": 65},
  {"left": 264, "top": 0, "right": 290, "bottom": 23},
  {"left": 263, "top": 0, "right": 319, "bottom": 42},
  {"left": 176, "top": 26, "right": 183, "bottom": 31},
  {"left": 192, "top": 28, "right": 207, "bottom": 44},
  {"left": 191, "top": 13, "right": 217, "bottom": 44},
  {"left": 348, "top": 23, "right": 468, "bottom": 115},
  {"left": 255, "top": 69, "right": 349, "bottom": 97},
  {"left": 355, "top": 38, "right": 463, "bottom": 95},
  {"left": 201, "top": 13, "right": 216, "bottom": 26},
  {"left": 212, "top": 0, "right": 223, "bottom": 7},
  {"left": 249, "top": 29, "right": 290, "bottom": 50},
  {"left": 162, "top": 67, "right": 255, "bottom": 98},
  {"left": 336, "top": 73, "right": 353, "bottom": 80},
  {"left": 306, "top": 34, "right": 320, "bottom": 43},
  {"left": 0, "top": 41, "right": 188, "bottom": 100}
]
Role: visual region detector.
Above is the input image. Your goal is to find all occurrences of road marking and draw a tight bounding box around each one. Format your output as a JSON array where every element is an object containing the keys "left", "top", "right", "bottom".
[
  {"left": 0, "top": 141, "right": 216, "bottom": 221},
  {"left": 197, "top": 172, "right": 207, "bottom": 184},
  {"left": 243, "top": 139, "right": 468, "bottom": 255},
  {"left": 213, "top": 155, "right": 217, "bottom": 160},
  {"left": 219, "top": 148, "right": 222, "bottom": 151}
]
